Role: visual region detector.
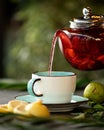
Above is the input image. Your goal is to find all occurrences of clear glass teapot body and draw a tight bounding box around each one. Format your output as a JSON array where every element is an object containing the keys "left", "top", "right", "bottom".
[{"left": 56, "top": 7, "right": 104, "bottom": 70}]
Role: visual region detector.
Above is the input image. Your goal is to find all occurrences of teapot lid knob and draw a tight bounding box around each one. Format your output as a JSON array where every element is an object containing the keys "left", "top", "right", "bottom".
[
  {"left": 83, "top": 7, "right": 92, "bottom": 19},
  {"left": 70, "top": 7, "right": 104, "bottom": 29}
]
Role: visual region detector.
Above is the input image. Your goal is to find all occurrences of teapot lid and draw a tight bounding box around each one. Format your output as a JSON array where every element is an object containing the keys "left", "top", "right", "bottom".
[{"left": 70, "top": 7, "right": 104, "bottom": 29}]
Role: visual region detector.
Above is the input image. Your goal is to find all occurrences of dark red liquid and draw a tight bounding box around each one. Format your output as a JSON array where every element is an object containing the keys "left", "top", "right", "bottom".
[{"left": 49, "top": 27, "right": 104, "bottom": 71}]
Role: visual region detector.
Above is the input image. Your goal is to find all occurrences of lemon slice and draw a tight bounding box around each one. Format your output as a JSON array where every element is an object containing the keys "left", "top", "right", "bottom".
[
  {"left": 13, "top": 104, "right": 30, "bottom": 116},
  {"left": 8, "top": 100, "right": 28, "bottom": 112},
  {"left": 25, "top": 100, "right": 50, "bottom": 117},
  {"left": 0, "top": 104, "right": 9, "bottom": 113}
]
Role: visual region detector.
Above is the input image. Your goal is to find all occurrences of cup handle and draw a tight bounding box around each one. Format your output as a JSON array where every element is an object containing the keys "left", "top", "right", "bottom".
[{"left": 27, "top": 78, "right": 43, "bottom": 97}]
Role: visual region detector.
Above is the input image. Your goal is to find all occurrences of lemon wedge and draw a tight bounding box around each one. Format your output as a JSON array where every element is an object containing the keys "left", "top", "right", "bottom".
[
  {"left": 8, "top": 100, "right": 28, "bottom": 112},
  {"left": 0, "top": 104, "right": 9, "bottom": 113},
  {"left": 25, "top": 100, "right": 50, "bottom": 117},
  {"left": 0, "top": 99, "right": 50, "bottom": 117},
  {"left": 13, "top": 104, "right": 30, "bottom": 116}
]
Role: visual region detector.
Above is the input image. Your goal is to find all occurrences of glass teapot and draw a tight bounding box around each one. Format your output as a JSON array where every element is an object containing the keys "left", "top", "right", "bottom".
[{"left": 54, "top": 7, "right": 104, "bottom": 70}]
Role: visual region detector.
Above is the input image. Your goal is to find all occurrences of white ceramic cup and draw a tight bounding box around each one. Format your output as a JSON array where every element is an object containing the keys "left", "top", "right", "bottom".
[{"left": 27, "top": 71, "right": 76, "bottom": 104}]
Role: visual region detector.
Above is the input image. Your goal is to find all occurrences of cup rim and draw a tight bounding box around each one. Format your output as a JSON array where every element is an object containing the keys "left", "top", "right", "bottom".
[{"left": 32, "top": 71, "right": 76, "bottom": 77}]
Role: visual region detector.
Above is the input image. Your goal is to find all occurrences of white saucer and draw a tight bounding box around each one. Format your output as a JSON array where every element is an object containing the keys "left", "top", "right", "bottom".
[{"left": 15, "top": 95, "right": 88, "bottom": 112}]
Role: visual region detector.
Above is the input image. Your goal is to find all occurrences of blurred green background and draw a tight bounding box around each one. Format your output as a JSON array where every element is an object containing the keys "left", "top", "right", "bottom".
[{"left": 1, "top": 0, "right": 104, "bottom": 81}]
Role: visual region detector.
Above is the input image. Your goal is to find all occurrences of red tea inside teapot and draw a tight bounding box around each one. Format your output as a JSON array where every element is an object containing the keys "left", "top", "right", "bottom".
[{"left": 49, "top": 7, "right": 104, "bottom": 71}]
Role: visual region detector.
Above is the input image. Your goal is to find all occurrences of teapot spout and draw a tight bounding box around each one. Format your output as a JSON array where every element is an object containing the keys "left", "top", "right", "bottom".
[{"left": 54, "top": 30, "right": 72, "bottom": 54}]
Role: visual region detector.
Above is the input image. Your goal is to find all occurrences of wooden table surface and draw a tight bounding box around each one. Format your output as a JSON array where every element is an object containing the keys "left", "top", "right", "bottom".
[{"left": 0, "top": 89, "right": 104, "bottom": 130}]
